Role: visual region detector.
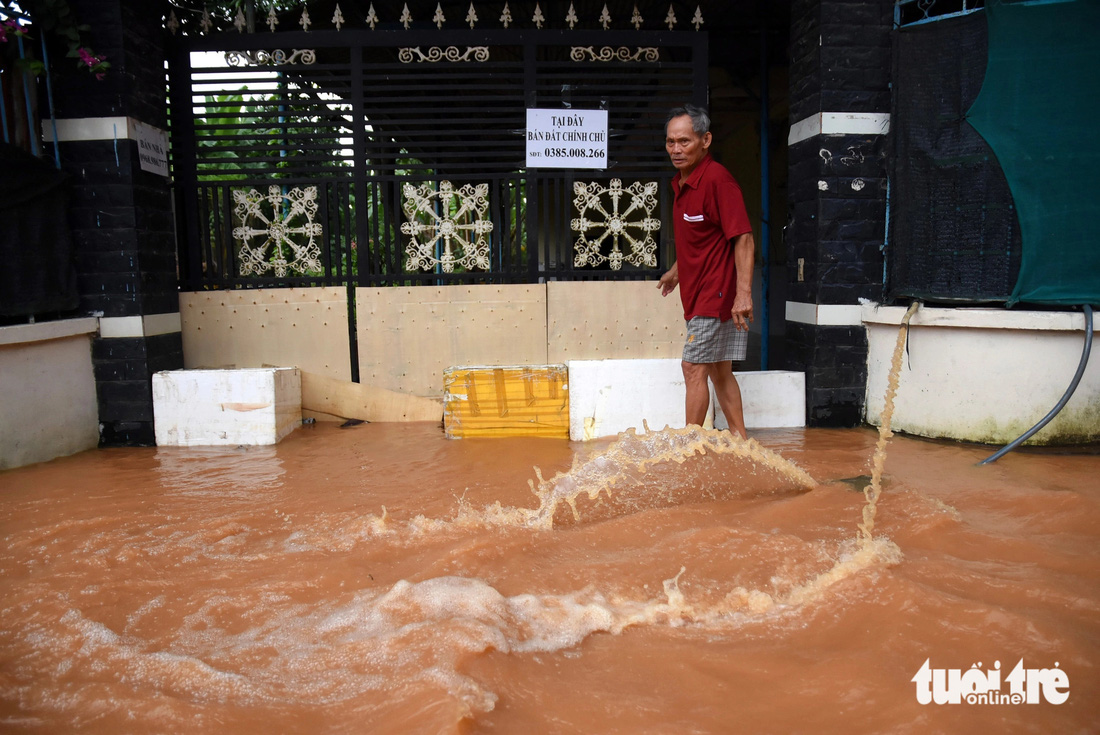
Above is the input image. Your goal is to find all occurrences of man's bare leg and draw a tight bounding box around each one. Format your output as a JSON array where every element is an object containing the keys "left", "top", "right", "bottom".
[
  {"left": 681, "top": 360, "right": 711, "bottom": 426},
  {"left": 707, "top": 361, "right": 748, "bottom": 439}
]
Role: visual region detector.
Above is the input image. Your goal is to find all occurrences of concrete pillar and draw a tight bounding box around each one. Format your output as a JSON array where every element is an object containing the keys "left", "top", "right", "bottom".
[
  {"left": 49, "top": 0, "right": 180, "bottom": 446},
  {"left": 783, "top": 0, "right": 893, "bottom": 426}
]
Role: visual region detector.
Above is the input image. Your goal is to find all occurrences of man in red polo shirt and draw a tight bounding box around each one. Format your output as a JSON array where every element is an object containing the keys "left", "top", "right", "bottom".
[{"left": 657, "top": 104, "right": 755, "bottom": 438}]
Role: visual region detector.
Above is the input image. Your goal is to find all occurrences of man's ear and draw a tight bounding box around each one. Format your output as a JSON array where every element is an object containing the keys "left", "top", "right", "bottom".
[{"left": 702, "top": 131, "right": 713, "bottom": 150}]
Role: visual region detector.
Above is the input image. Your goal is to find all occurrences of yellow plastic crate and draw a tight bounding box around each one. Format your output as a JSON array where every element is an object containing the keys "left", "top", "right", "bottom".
[{"left": 443, "top": 365, "right": 569, "bottom": 438}]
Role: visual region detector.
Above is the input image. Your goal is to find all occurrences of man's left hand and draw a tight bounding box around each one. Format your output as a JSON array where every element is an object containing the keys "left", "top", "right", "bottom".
[{"left": 732, "top": 293, "right": 753, "bottom": 331}]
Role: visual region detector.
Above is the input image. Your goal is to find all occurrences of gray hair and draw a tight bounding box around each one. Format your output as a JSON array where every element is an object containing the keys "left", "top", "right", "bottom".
[{"left": 666, "top": 104, "right": 710, "bottom": 136}]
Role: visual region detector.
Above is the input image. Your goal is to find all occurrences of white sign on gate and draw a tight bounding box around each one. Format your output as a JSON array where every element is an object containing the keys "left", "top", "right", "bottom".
[
  {"left": 525, "top": 108, "right": 608, "bottom": 169},
  {"left": 132, "top": 120, "right": 170, "bottom": 177}
]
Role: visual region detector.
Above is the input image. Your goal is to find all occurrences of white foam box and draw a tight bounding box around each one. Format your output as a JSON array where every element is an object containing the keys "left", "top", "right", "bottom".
[
  {"left": 567, "top": 358, "right": 805, "bottom": 440},
  {"left": 152, "top": 368, "right": 302, "bottom": 446}
]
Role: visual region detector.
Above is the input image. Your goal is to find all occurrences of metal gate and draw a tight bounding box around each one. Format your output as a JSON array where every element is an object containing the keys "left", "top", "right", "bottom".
[{"left": 167, "top": 27, "right": 708, "bottom": 291}]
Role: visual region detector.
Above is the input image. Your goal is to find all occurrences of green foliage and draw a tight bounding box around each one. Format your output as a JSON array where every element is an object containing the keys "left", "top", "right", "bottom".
[{"left": 0, "top": 0, "right": 109, "bottom": 79}]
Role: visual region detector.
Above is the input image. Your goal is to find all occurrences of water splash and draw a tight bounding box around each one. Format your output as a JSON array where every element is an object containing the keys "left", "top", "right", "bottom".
[
  {"left": 859, "top": 301, "right": 921, "bottom": 543},
  {"left": 511, "top": 423, "right": 818, "bottom": 531}
]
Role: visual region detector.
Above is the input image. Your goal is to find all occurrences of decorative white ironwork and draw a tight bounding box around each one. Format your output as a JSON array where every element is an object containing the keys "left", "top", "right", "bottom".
[
  {"left": 398, "top": 46, "right": 490, "bottom": 63},
  {"left": 299, "top": 6, "right": 312, "bottom": 31},
  {"left": 234, "top": 9, "right": 246, "bottom": 32},
  {"left": 631, "top": 5, "right": 644, "bottom": 30},
  {"left": 692, "top": 5, "right": 704, "bottom": 30},
  {"left": 571, "top": 180, "right": 660, "bottom": 270},
  {"left": 500, "top": 2, "right": 513, "bottom": 28},
  {"left": 566, "top": 2, "right": 579, "bottom": 29},
  {"left": 166, "top": 10, "right": 179, "bottom": 35},
  {"left": 533, "top": 2, "right": 546, "bottom": 29},
  {"left": 333, "top": 4, "right": 345, "bottom": 30},
  {"left": 570, "top": 46, "right": 659, "bottom": 63},
  {"left": 466, "top": 2, "right": 479, "bottom": 28},
  {"left": 366, "top": 3, "right": 379, "bottom": 30},
  {"left": 266, "top": 7, "right": 278, "bottom": 32},
  {"left": 402, "top": 181, "right": 493, "bottom": 273},
  {"left": 599, "top": 3, "right": 612, "bottom": 29},
  {"left": 665, "top": 4, "right": 677, "bottom": 30},
  {"left": 233, "top": 186, "right": 324, "bottom": 278},
  {"left": 400, "top": 3, "right": 413, "bottom": 29},
  {"left": 433, "top": 3, "right": 446, "bottom": 28},
  {"left": 225, "top": 49, "right": 318, "bottom": 66}
]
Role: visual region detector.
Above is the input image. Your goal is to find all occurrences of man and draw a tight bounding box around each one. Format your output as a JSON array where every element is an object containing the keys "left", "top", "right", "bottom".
[{"left": 657, "top": 104, "right": 755, "bottom": 439}]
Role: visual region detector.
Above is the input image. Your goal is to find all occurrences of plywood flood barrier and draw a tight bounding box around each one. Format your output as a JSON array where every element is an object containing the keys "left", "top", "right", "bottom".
[
  {"left": 546, "top": 280, "right": 685, "bottom": 362},
  {"left": 300, "top": 371, "right": 443, "bottom": 423},
  {"left": 443, "top": 365, "right": 569, "bottom": 439},
  {"left": 180, "top": 288, "right": 351, "bottom": 380},
  {"left": 357, "top": 284, "right": 548, "bottom": 397}
]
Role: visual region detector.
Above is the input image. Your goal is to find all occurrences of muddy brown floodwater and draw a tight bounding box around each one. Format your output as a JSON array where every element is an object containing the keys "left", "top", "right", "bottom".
[{"left": 0, "top": 421, "right": 1097, "bottom": 734}]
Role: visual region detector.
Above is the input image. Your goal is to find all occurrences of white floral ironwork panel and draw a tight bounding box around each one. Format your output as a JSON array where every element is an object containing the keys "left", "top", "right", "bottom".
[
  {"left": 572, "top": 179, "right": 660, "bottom": 270},
  {"left": 398, "top": 46, "right": 490, "bottom": 63},
  {"left": 402, "top": 181, "right": 492, "bottom": 273},
  {"left": 570, "top": 46, "right": 659, "bottom": 63},
  {"left": 233, "top": 185, "right": 324, "bottom": 277},
  {"left": 224, "top": 49, "right": 316, "bottom": 66}
]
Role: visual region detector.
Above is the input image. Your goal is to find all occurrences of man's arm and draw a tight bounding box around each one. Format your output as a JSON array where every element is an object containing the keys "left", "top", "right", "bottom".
[
  {"left": 731, "top": 232, "right": 754, "bottom": 330},
  {"left": 657, "top": 260, "right": 679, "bottom": 296}
]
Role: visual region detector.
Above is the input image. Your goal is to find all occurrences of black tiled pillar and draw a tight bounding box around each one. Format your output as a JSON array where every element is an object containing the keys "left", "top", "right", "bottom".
[
  {"left": 784, "top": 0, "right": 893, "bottom": 426},
  {"left": 50, "top": 0, "right": 180, "bottom": 446}
]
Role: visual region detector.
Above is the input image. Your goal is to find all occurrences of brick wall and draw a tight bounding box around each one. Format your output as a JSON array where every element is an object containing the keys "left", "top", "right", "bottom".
[{"left": 784, "top": 0, "right": 893, "bottom": 426}]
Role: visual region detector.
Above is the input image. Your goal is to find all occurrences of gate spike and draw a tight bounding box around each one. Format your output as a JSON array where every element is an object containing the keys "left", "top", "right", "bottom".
[
  {"left": 300, "top": 6, "right": 311, "bottom": 32},
  {"left": 234, "top": 8, "right": 247, "bottom": 32},
  {"left": 166, "top": 10, "right": 179, "bottom": 35},
  {"left": 433, "top": 2, "right": 446, "bottom": 28},
  {"left": 665, "top": 4, "right": 677, "bottom": 30},
  {"left": 631, "top": 5, "right": 643, "bottom": 30},
  {"left": 200, "top": 8, "right": 213, "bottom": 33},
  {"left": 366, "top": 3, "right": 379, "bottom": 30},
  {"left": 400, "top": 3, "right": 413, "bottom": 30},
  {"left": 691, "top": 5, "right": 704, "bottom": 31},
  {"left": 599, "top": 4, "right": 612, "bottom": 30},
  {"left": 532, "top": 2, "right": 545, "bottom": 29},
  {"left": 267, "top": 7, "right": 278, "bottom": 32},
  {"left": 466, "top": 2, "right": 479, "bottom": 29},
  {"left": 333, "top": 4, "right": 345, "bottom": 30},
  {"left": 500, "top": 2, "right": 513, "bottom": 28},
  {"left": 566, "top": 2, "right": 578, "bottom": 29}
]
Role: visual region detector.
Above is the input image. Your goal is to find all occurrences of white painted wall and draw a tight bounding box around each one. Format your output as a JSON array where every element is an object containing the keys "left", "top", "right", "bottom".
[
  {"left": 863, "top": 304, "right": 1100, "bottom": 445},
  {"left": 0, "top": 320, "right": 99, "bottom": 470}
]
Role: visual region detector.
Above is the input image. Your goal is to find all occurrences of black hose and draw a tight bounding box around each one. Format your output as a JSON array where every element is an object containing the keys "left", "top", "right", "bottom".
[{"left": 979, "top": 304, "right": 1095, "bottom": 465}]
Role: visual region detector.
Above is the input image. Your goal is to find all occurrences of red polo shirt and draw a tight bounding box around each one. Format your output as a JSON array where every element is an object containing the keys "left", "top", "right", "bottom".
[{"left": 671, "top": 154, "right": 752, "bottom": 321}]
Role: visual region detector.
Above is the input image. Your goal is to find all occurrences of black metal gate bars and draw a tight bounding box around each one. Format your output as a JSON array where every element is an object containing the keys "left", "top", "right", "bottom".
[{"left": 167, "top": 27, "right": 707, "bottom": 290}]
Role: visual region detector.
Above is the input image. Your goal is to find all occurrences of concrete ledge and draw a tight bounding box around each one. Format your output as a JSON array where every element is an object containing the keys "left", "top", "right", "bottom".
[
  {"left": 862, "top": 303, "right": 1088, "bottom": 331},
  {"left": 153, "top": 368, "right": 302, "bottom": 446},
  {"left": 567, "top": 358, "right": 806, "bottom": 441},
  {"left": 0, "top": 317, "right": 98, "bottom": 346}
]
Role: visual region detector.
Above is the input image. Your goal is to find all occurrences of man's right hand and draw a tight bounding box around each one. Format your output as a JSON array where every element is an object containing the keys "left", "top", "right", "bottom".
[{"left": 657, "top": 262, "right": 679, "bottom": 296}]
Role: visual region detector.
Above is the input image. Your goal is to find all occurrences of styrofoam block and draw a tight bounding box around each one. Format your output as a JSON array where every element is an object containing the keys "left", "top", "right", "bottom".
[
  {"left": 153, "top": 368, "right": 302, "bottom": 446},
  {"left": 568, "top": 359, "right": 806, "bottom": 441},
  {"left": 712, "top": 371, "right": 807, "bottom": 430},
  {"left": 567, "top": 358, "right": 711, "bottom": 441}
]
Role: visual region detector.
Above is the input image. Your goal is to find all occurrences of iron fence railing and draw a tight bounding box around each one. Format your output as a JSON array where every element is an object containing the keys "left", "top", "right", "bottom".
[{"left": 168, "top": 28, "right": 706, "bottom": 290}]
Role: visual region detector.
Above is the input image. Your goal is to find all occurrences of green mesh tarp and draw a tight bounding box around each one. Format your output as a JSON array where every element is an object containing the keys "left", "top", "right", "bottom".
[{"left": 967, "top": 0, "right": 1100, "bottom": 306}]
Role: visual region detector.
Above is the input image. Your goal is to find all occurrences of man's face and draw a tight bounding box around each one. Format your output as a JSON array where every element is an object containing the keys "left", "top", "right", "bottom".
[{"left": 665, "top": 115, "right": 711, "bottom": 175}]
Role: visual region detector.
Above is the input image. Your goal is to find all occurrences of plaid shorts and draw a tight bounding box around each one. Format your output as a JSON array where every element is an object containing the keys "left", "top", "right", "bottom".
[{"left": 682, "top": 316, "right": 748, "bottom": 363}]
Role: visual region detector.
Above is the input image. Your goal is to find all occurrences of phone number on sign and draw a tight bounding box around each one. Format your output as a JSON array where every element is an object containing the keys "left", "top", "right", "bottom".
[{"left": 543, "top": 147, "right": 603, "bottom": 158}]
